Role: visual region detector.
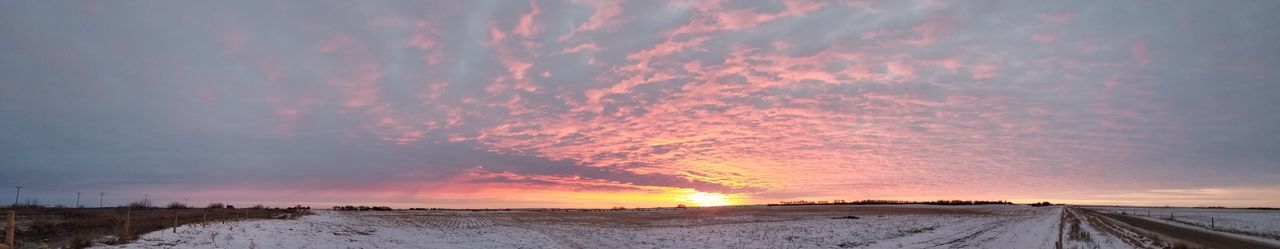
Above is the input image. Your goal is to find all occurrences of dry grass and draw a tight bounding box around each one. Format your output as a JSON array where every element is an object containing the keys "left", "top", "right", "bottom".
[{"left": 0, "top": 207, "right": 309, "bottom": 249}]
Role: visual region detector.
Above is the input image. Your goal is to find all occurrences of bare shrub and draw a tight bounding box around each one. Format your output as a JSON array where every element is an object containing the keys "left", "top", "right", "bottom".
[
  {"left": 166, "top": 202, "right": 188, "bottom": 209},
  {"left": 2, "top": 207, "right": 306, "bottom": 249},
  {"left": 126, "top": 200, "right": 152, "bottom": 209}
]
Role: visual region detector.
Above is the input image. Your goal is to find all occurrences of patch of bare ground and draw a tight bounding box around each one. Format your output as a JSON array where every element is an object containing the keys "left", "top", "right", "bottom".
[
  {"left": 1062, "top": 207, "right": 1095, "bottom": 246},
  {"left": 0, "top": 207, "right": 309, "bottom": 249}
]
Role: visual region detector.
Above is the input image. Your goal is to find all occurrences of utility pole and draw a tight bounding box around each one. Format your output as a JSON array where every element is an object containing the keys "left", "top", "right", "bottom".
[
  {"left": 99, "top": 192, "right": 104, "bottom": 208},
  {"left": 11, "top": 186, "right": 20, "bottom": 207},
  {"left": 76, "top": 192, "right": 82, "bottom": 208},
  {"left": 144, "top": 194, "right": 149, "bottom": 208}
]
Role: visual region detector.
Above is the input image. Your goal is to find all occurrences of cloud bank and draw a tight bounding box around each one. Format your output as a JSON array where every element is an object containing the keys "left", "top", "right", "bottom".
[{"left": 1, "top": 0, "right": 1278, "bottom": 207}]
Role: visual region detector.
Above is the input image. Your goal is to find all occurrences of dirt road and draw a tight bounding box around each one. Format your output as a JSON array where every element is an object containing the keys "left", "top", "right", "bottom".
[{"left": 1078, "top": 207, "right": 1278, "bottom": 249}]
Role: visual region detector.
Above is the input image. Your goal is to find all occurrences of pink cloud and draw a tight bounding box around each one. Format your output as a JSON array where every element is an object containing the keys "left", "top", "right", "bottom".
[
  {"left": 514, "top": 78, "right": 539, "bottom": 93},
  {"left": 417, "top": 81, "right": 448, "bottom": 103},
  {"left": 487, "top": 23, "right": 507, "bottom": 45},
  {"left": 514, "top": 0, "right": 541, "bottom": 37},
  {"left": 8, "top": 0, "right": 1252, "bottom": 208},
  {"left": 314, "top": 34, "right": 353, "bottom": 53},
  {"left": 669, "top": 0, "right": 826, "bottom": 36},
  {"left": 929, "top": 58, "right": 960, "bottom": 71},
  {"left": 562, "top": 42, "right": 601, "bottom": 54},
  {"left": 902, "top": 16, "right": 953, "bottom": 46},
  {"left": 258, "top": 59, "right": 281, "bottom": 81},
  {"left": 969, "top": 64, "right": 999, "bottom": 79},
  {"left": 454, "top": 167, "right": 671, "bottom": 193},
  {"left": 276, "top": 107, "right": 301, "bottom": 120},
  {"left": 478, "top": 44, "right": 1023, "bottom": 197},
  {"left": 217, "top": 29, "right": 247, "bottom": 54},
  {"left": 330, "top": 53, "right": 384, "bottom": 109},
  {"left": 195, "top": 88, "right": 218, "bottom": 102},
  {"left": 861, "top": 31, "right": 880, "bottom": 40},
  {"left": 1032, "top": 33, "right": 1057, "bottom": 43},
  {"left": 409, "top": 20, "right": 443, "bottom": 65},
  {"left": 718, "top": 8, "right": 779, "bottom": 30},
  {"left": 885, "top": 61, "right": 916, "bottom": 81},
  {"left": 485, "top": 17, "right": 541, "bottom": 95},
  {"left": 505, "top": 59, "right": 533, "bottom": 81},
  {"left": 1131, "top": 39, "right": 1150, "bottom": 67},
  {"left": 626, "top": 36, "right": 711, "bottom": 62},
  {"left": 782, "top": 0, "right": 826, "bottom": 15},
  {"left": 317, "top": 32, "right": 438, "bottom": 145},
  {"left": 465, "top": 23, "right": 1159, "bottom": 199},
  {"left": 569, "top": 0, "right": 625, "bottom": 33}
]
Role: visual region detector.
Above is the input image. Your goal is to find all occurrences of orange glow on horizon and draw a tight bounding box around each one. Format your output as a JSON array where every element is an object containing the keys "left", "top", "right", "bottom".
[{"left": 684, "top": 191, "right": 734, "bottom": 207}]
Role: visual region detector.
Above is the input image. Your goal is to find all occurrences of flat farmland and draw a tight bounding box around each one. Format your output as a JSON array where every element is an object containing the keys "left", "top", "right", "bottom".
[
  {"left": 87, "top": 205, "right": 1280, "bottom": 249},
  {"left": 1089, "top": 206, "right": 1280, "bottom": 241},
  {"left": 1070, "top": 206, "right": 1280, "bottom": 249},
  {"left": 0, "top": 207, "right": 305, "bottom": 249},
  {"left": 92, "top": 205, "right": 1065, "bottom": 249}
]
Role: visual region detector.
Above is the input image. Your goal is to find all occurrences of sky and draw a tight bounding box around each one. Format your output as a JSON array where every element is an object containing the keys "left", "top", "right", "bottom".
[{"left": 2, "top": 0, "right": 1279, "bottom": 208}]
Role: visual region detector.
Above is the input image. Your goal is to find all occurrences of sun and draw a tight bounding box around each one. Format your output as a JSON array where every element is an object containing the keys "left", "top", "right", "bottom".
[{"left": 686, "top": 191, "right": 730, "bottom": 207}]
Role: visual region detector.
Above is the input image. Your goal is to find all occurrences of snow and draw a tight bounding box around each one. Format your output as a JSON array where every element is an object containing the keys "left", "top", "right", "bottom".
[
  {"left": 91, "top": 211, "right": 564, "bottom": 249},
  {"left": 1061, "top": 207, "right": 1135, "bottom": 249},
  {"left": 85, "top": 205, "right": 1201, "bottom": 249},
  {"left": 1090, "top": 206, "right": 1280, "bottom": 242},
  {"left": 860, "top": 206, "right": 1064, "bottom": 249}
]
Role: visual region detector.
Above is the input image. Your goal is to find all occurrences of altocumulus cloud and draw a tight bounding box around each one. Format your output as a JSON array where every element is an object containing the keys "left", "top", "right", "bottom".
[{"left": 1, "top": 0, "right": 1279, "bottom": 207}]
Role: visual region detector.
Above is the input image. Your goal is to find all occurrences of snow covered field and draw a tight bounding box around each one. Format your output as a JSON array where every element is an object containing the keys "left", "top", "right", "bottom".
[
  {"left": 1061, "top": 207, "right": 1144, "bottom": 249},
  {"left": 92, "top": 205, "right": 1077, "bottom": 249},
  {"left": 1088, "top": 206, "right": 1280, "bottom": 242},
  {"left": 98, "top": 205, "right": 1280, "bottom": 249}
]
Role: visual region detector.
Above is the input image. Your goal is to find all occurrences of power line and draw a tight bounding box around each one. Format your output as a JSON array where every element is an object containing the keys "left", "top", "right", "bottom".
[{"left": 11, "top": 186, "right": 20, "bottom": 207}]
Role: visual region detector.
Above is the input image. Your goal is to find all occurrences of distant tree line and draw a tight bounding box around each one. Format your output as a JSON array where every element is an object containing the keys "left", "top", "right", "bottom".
[
  {"left": 116, "top": 201, "right": 309, "bottom": 210},
  {"left": 332, "top": 205, "right": 393, "bottom": 211},
  {"left": 769, "top": 199, "right": 1014, "bottom": 206}
]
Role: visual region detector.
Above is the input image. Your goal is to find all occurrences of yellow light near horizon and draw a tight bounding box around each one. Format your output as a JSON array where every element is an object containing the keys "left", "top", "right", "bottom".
[{"left": 687, "top": 191, "right": 730, "bottom": 207}]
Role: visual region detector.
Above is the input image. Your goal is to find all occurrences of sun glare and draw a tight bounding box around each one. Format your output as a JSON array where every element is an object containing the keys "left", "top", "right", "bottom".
[{"left": 686, "top": 191, "right": 730, "bottom": 207}]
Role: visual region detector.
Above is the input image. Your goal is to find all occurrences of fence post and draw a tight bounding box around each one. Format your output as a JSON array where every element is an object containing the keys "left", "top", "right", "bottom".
[
  {"left": 122, "top": 207, "right": 132, "bottom": 240},
  {"left": 202, "top": 209, "right": 207, "bottom": 227},
  {"left": 173, "top": 209, "right": 179, "bottom": 233},
  {"left": 6, "top": 211, "right": 14, "bottom": 248}
]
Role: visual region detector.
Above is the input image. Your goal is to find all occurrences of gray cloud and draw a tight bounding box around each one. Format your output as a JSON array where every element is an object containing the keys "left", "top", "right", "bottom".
[{"left": 2, "top": 0, "right": 1279, "bottom": 207}]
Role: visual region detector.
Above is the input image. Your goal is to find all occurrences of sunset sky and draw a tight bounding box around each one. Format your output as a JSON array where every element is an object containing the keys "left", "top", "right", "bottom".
[{"left": 2, "top": 1, "right": 1278, "bottom": 208}]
